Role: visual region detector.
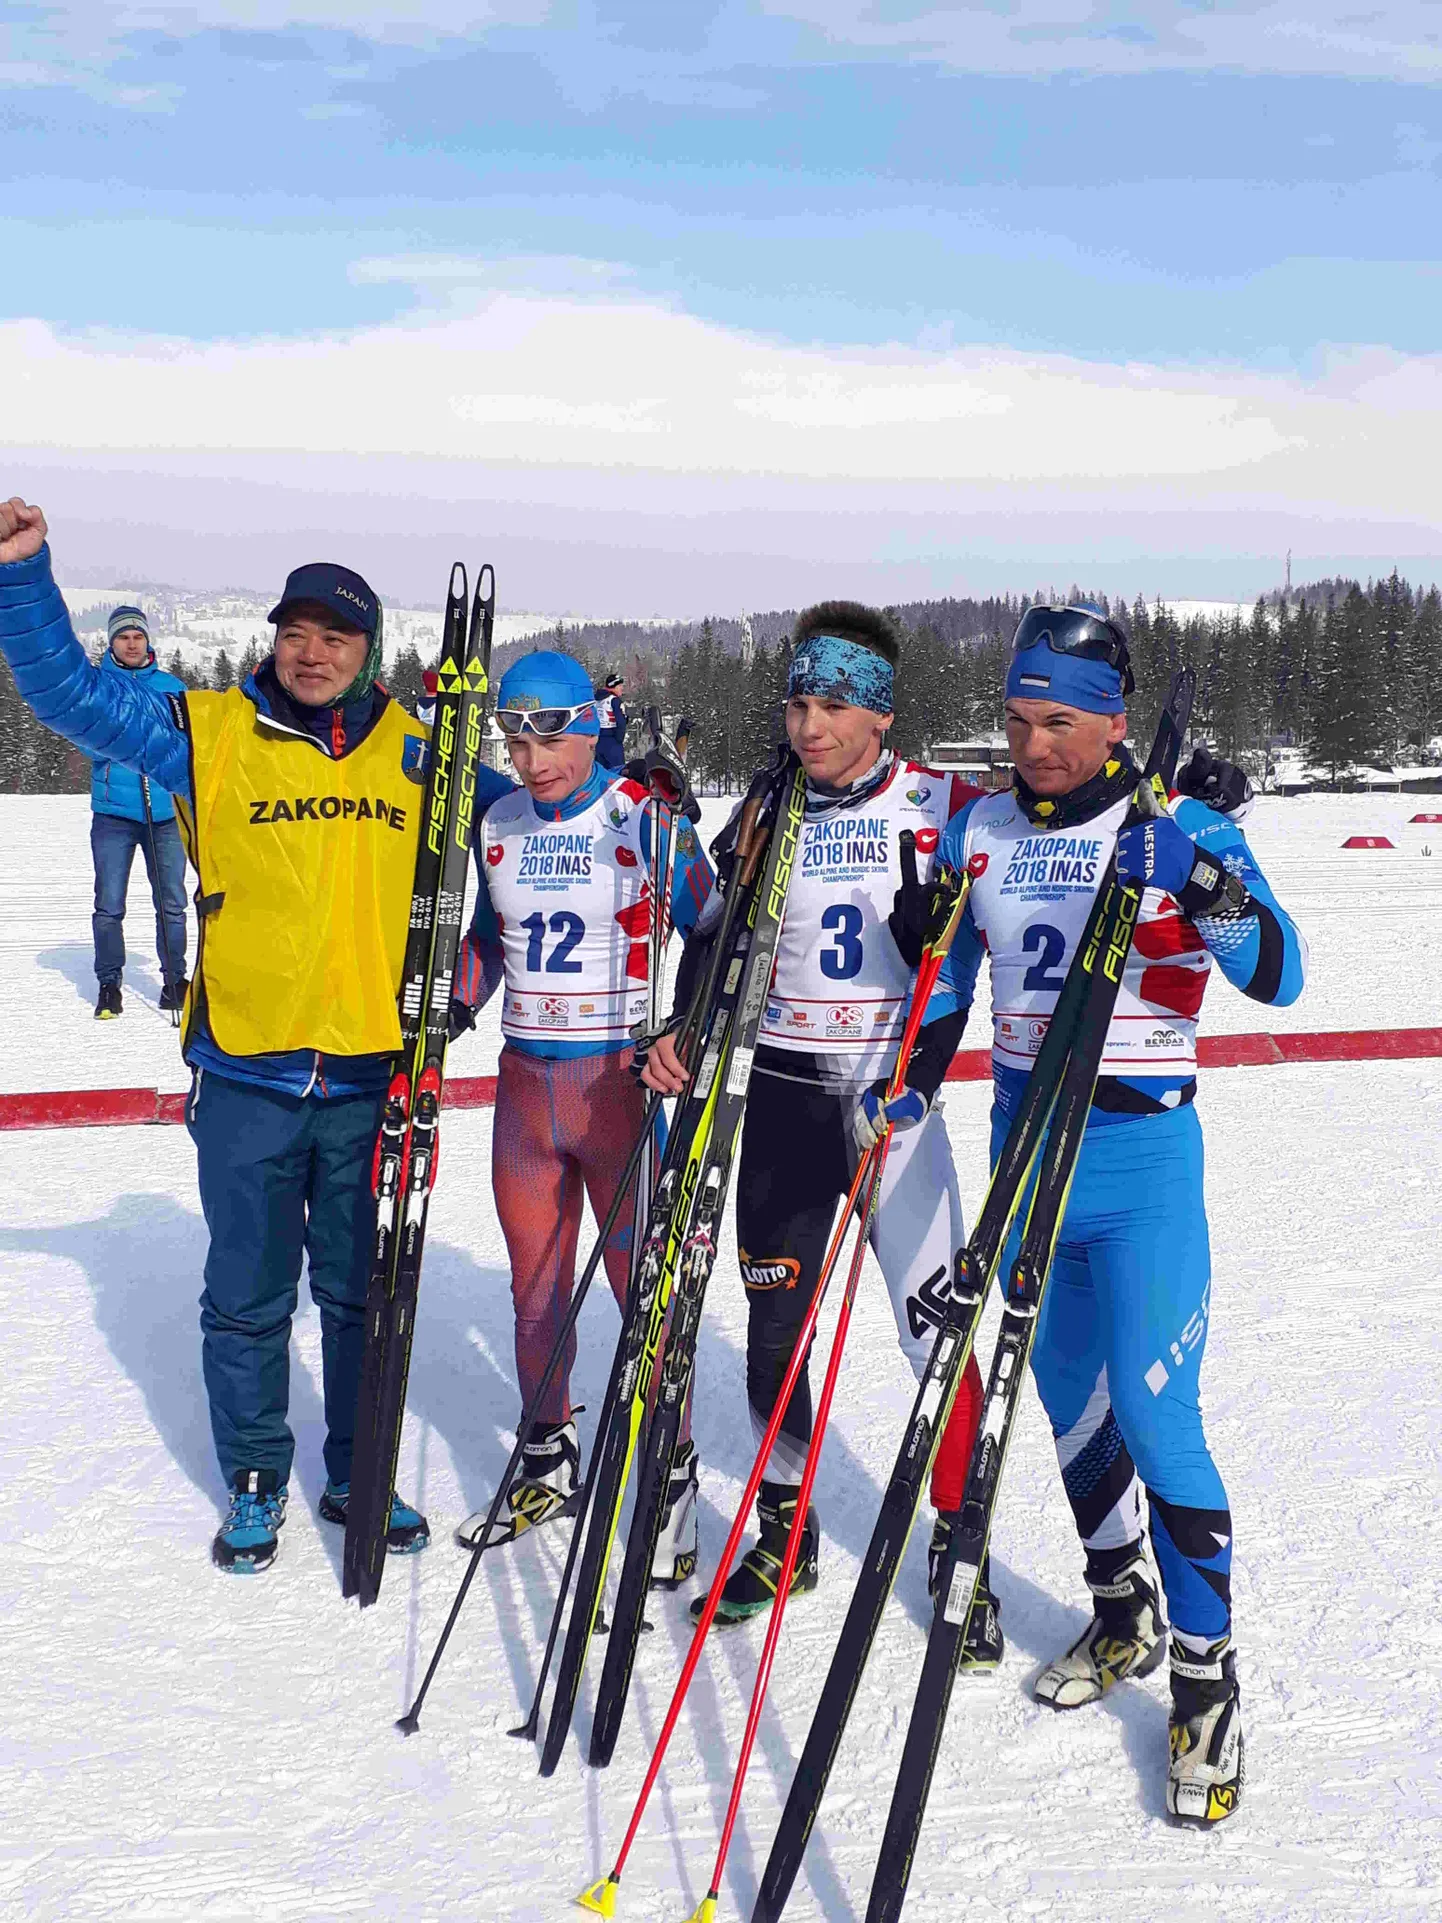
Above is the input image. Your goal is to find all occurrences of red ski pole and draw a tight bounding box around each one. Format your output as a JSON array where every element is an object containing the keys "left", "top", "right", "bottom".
[{"left": 577, "top": 855, "right": 970, "bottom": 1920}]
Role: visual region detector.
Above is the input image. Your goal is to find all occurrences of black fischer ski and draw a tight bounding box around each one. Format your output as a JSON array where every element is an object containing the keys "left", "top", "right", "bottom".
[
  {"left": 586, "top": 759, "right": 806, "bottom": 1767},
  {"left": 540, "top": 757, "right": 805, "bottom": 1778},
  {"left": 756, "top": 671, "right": 1195, "bottom": 1922},
  {"left": 534, "top": 782, "right": 771, "bottom": 1776},
  {"left": 863, "top": 672, "right": 1194, "bottom": 1923},
  {"left": 343, "top": 564, "right": 493, "bottom": 1608}
]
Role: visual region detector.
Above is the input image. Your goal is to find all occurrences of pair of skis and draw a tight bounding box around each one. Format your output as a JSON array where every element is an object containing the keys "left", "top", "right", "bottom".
[
  {"left": 398, "top": 712, "right": 704, "bottom": 1733},
  {"left": 341, "top": 564, "right": 494, "bottom": 1608},
  {"left": 537, "top": 754, "right": 808, "bottom": 1778},
  {"left": 577, "top": 842, "right": 975, "bottom": 1922},
  {"left": 756, "top": 669, "right": 1195, "bottom": 1923}
]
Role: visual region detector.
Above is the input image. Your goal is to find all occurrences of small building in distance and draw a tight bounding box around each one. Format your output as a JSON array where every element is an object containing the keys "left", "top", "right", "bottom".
[{"left": 927, "top": 738, "right": 1014, "bottom": 791}]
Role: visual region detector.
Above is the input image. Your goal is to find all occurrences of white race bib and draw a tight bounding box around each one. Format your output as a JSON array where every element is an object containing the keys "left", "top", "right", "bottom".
[
  {"left": 484, "top": 780, "right": 653, "bottom": 1043},
  {"left": 963, "top": 791, "right": 1212, "bottom": 1076}
]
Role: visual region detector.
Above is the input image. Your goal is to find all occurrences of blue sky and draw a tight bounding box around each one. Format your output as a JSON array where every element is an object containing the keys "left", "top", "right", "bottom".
[{"left": 5, "top": 4, "right": 1442, "bottom": 606}]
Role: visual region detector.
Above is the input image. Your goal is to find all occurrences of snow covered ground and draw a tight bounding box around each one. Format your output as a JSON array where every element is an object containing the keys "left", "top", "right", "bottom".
[
  {"left": 1, "top": 792, "right": 1437, "bottom": 1096},
  {"left": 1, "top": 794, "right": 1440, "bottom": 1921}
]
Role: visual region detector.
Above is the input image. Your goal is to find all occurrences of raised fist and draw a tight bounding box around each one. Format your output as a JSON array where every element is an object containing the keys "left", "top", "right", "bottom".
[{"left": 0, "top": 497, "right": 48, "bottom": 566}]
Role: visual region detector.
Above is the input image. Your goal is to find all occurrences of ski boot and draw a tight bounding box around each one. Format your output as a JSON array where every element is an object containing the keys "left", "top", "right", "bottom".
[
  {"left": 1034, "top": 1541, "right": 1165, "bottom": 1709},
  {"left": 318, "top": 1481, "right": 430, "bottom": 1553},
  {"left": 456, "top": 1417, "right": 580, "bottom": 1549},
  {"left": 689, "top": 1480, "right": 818, "bottom": 1627},
  {"left": 211, "top": 1468, "right": 287, "bottom": 1574},
  {"left": 649, "top": 1439, "right": 699, "bottom": 1590},
  {"left": 95, "top": 982, "right": 123, "bottom": 1020},
  {"left": 927, "top": 1516, "right": 1005, "bottom": 1669},
  {"left": 159, "top": 975, "right": 189, "bottom": 1013},
  {"left": 1167, "top": 1635, "right": 1244, "bottom": 1826}
]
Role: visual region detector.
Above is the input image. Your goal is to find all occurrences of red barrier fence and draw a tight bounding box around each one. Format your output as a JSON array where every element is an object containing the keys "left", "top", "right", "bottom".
[{"left": 1, "top": 1028, "right": 1437, "bottom": 1132}]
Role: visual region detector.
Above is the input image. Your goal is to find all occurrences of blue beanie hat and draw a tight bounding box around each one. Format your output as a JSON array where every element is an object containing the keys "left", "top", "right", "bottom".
[
  {"left": 496, "top": 650, "right": 599, "bottom": 734},
  {"left": 108, "top": 605, "right": 150, "bottom": 647},
  {"left": 1006, "top": 643, "right": 1126, "bottom": 715},
  {"left": 1005, "top": 605, "right": 1129, "bottom": 715}
]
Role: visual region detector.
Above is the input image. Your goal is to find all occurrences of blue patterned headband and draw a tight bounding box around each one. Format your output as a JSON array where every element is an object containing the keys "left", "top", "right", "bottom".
[{"left": 787, "top": 633, "right": 894, "bottom": 714}]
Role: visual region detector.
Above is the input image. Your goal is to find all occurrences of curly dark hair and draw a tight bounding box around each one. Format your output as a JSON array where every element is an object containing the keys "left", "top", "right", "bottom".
[{"left": 792, "top": 600, "right": 900, "bottom": 667}]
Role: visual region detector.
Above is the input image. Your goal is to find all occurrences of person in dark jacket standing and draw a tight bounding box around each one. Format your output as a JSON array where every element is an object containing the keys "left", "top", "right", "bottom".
[
  {"left": 90, "top": 607, "right": 189, "bottom": 1019},
  {"left": 0, "top": 495, "right": 465, "bottom": 1579},
  {"left": 593, "top": 670, "right": 627, "bottom": 770}
]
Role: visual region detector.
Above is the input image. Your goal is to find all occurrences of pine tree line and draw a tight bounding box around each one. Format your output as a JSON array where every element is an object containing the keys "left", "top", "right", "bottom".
[
  {"left": 4, "top": 578, "right": 1440, "bottom": 793},
  {"left": 566, "top": 576, "right": 1442, "bottom": 789}
]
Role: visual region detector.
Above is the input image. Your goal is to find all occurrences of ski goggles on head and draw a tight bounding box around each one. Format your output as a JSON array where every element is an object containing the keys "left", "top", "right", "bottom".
[
  {"left": 495, "top": 701, "right": 597, "bottom": 739},
  {"left": 1007, "top": 605, "right": 1134, "bottom": 713},
  {"left": 1011, "top": 605, "right": 1135, "bottom": 695}
]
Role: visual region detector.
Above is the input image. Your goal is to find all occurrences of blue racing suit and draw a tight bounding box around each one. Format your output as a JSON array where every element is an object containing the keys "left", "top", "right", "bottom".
[{"left": 931, "top": 784, "right": 1307, "bottom": 1645}]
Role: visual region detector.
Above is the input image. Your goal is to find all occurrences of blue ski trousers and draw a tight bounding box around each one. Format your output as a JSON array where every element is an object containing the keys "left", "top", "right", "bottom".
[
  {"left": 993, "top": 1099, "right": 1233, "bottom": 1642},
  {"left": 91, "top": 810, "right": 188, "bottom": 988},
  {"left": 187, "top": 1071, "right": 385, "bottom": 1488}
]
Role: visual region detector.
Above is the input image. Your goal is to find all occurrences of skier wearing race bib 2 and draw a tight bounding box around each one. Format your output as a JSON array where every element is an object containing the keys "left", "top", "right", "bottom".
[
  {"left": 644, "top": 602, "right": 1000, "bottom": 1660},
  {"left": 450, "top": 650, "right": 714, "bottom": 1573},
  {"left": 934, "top": 603, "right": 1307, "bottom": 1826}
]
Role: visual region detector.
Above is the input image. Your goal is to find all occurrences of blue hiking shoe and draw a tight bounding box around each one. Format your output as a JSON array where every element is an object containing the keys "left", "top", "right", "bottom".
[
  {"left": 212, "top": 1469, "right": 288, "bottom": 1574},
  {"left": 318, "top": 1481, "right": 430, "bottom": 1555}
]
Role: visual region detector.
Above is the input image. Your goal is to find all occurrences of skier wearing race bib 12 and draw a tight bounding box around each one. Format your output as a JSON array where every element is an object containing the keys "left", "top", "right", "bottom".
[
  {"left": 934, "top": 603, "right": 1307, "bottom": 1826},
  {"left": 449, "top": 650, "right": 714, "bottom": 1578},
  {"left": 644, "top": 602, "right": 1000, "bottom": 1659}
]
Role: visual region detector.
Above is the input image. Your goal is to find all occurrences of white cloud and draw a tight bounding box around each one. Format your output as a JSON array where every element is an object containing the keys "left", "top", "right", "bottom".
[
  {"left": 1, "top": 271, "right": 1439, "bottom": 532},
  {"left": 761, "top": 1, "right": 1442, "bottom": 83},
  {"left": 15, "top": 0, "right": 1442, "bottom": 93}
]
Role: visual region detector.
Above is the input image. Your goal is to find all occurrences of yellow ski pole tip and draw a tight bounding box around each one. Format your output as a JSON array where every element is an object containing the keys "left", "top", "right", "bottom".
[
  {"left": 576, "top": 1874, "right": 619, "bottom": 1916},
  {"left": 681, "top": 1896, "right": 718, "bottom": 1923}
]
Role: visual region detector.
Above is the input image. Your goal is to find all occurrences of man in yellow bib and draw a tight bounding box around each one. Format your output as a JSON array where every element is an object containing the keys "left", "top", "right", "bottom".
[{"left": 0, "top": 495, "right": 450, "bottom": 1576}]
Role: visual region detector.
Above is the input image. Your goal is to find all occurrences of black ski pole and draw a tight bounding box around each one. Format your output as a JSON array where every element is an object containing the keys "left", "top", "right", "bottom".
[
  {"left": 140, "top": 775, "right": 182, "bottom": 1027},
  {"left": 512, "top": 717, "right": 699, "bottom": 1746},
  {"left": 401, "top": 878, "right": 735, "bottom": 1737},
  {"left": 397, "top": 1092, "right": 663, "bottom": 1735}
]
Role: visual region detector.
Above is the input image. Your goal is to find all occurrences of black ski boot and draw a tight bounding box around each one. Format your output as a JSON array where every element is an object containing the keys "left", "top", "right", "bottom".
[
  {"left": 690, "top": 1480, "right": 818, "bottom": 1627},
  {"left": 927, "top": 1516, "right": 1004, "bottom": 1669},
  {"left": 159, "top": 975, "right": 189, "bottom": 1013},
  {"left": 1033, "top": 1540, "right": 1165, "bottom": 1709},
  {"left": 95, "top": 982, "right": 122, "bottom": 1020},
  {"left": 1167, "top": 1635, "right": 1244, "bottom": 1826}
]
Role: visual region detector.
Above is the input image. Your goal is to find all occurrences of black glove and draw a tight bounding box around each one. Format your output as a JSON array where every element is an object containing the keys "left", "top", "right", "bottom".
[
  {"left": 887, "top": 830, "right": 926, "bottom": 968},
  {"left": 447, "top": 998, "right": 478, "bottom": 1043},
  {"left": 1176, "top": 745, "right": 1253, "bottom": 818},
  {"left": 643, "top": 738, "right": 701, "bottom": 822},
  {"left": 629, "top": 1012, "right": 683, "bottom": 1082}
]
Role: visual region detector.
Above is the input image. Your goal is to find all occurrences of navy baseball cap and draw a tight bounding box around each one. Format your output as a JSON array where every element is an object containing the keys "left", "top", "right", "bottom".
[{"left": 268, "top": 563, "right": 379, "bottom": 638}]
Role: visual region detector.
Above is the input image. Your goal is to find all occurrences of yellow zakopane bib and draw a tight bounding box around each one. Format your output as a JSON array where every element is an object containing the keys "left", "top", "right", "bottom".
[{"left": 175, "top": 689, "right": 427, "bottom": 1058}]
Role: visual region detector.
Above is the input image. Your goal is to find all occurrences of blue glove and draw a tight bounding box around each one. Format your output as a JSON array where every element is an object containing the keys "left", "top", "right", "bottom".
[
  {"left": 852, "top": 1080, "right": 929, "bottom": 1154},
  {"left": 1115, "top": 814, "right": 1245, "bottom": 918},
  {"left": 1115, "top": 814, "right": 1199, "bottom": 897}
]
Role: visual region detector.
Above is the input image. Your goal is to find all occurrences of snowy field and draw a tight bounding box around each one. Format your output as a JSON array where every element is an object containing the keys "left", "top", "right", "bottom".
[
  {"left": 0, "top": 791, "right": 1439, "bottom": 1097},
  {"left": 1, "top": 794, "right": 1440, "bottom": 1921}
]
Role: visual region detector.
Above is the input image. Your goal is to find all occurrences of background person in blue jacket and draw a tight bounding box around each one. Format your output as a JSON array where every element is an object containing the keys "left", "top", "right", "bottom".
[
  {"left": 89, "top": 606, "right": 189, "bottom": 1020},
  {"left": 0, "top": 494, "right": 489, "bottom": 1578}
]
